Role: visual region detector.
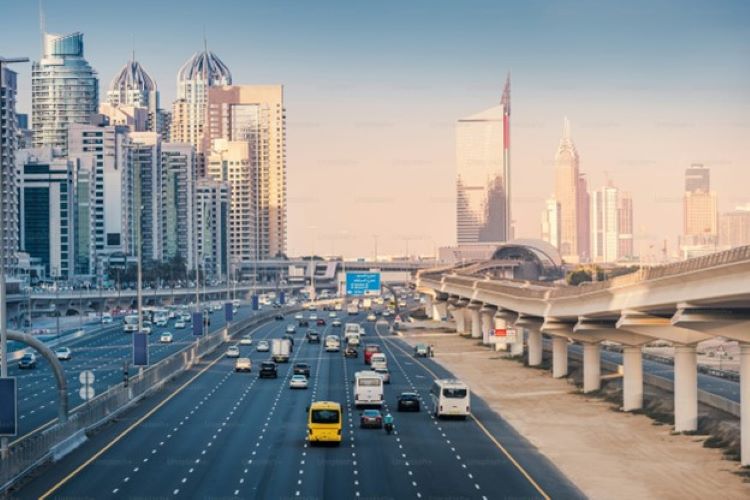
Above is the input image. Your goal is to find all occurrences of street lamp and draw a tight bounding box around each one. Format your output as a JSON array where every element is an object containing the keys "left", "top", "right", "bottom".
[{"left": 0, "top": 54, "right": 29, "bottom": 460}]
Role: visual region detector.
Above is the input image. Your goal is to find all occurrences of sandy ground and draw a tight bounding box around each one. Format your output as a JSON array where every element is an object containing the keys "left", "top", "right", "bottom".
[{"left": 401, "top": 331, "right": 750, "bottom": 500}]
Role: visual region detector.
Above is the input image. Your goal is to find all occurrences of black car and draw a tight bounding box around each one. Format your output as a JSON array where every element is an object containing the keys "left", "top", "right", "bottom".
[
  {"left": 344, "top": 346, "right": 358, "bottom": 358},
  {"left": 294, "top": 363, "right": 311, "bottom": 377},
  {"left": 259, "top": 362, "right": 278, "bottom": 379},
  {"left": 306, "top": 331, "right": 320, "bottom": 343},
  {"left": 298, "top": 319, "right": 309, "bottom": 327},
  {"left": 397, "top": 392, "right": 421, "bottom": 412},
  {"left": 275, "top": 314, "right": 284, "bottom": 321},
  {"left": 316, "top": 318, "right": 326, "bottom": 326}
]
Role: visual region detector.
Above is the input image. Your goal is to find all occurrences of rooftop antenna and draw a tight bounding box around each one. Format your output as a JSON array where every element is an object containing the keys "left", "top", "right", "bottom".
[
  {"left": 131, "top": 33, "right": 136, "bottom": 62},
  {"left": 203, "top": 25, "right": 208, "bottom": 53},
  {"left": 39, "top": 0, "right": 46, "bottom": 48}
]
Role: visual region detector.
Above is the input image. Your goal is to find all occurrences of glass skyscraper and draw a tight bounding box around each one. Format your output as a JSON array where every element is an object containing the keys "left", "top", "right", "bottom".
[{"left": 32, "top": 32, "right": 99, "bottom": 153}]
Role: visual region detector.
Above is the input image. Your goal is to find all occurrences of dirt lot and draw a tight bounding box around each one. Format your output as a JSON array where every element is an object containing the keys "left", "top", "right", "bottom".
[{"left": 401, "top": 331, "right": 750, "bottom": 500}]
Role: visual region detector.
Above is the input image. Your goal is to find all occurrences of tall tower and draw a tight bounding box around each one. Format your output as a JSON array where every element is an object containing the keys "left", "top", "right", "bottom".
[
  {"left": 106, "top": 56, "right": 166, "bottom": 138},
  {"left": 554, "top": 117, "right": 581, "bottom": 262},
  {"left": 32, "top": 32, "right": 99, "bottom": 152},
  {"left": 681, "top": 163, "right": 717, "bottom": 257},
  {"left": 1, "top": 66, "right": 20, "bottom": 273},
  {"left": 501, "top": 73, "right": 512, "bottom": 240}
]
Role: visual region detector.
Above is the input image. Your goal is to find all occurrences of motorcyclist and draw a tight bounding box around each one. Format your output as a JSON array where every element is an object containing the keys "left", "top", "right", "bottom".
[{"left": 383, "top": 412, "right": 394, "bottom": 433}]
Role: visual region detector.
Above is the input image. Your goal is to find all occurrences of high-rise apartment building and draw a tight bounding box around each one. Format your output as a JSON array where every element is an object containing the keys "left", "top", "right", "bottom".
[
  {"left": 161, "top": 143, "right": 196, "bottom": 269},
  {"left": 68, "top": 123, "right": 131, "bottom": 276},
  {"left": 129, "top": 132, "right": 162, "bottom": 261},
  {"left": 590, "top": 184, "right": 619, "bottom": 263},
  {"left": 577, "top": 174, "right": 590, "bottom": 261},
  {"left": 170, "top": 48, "right": 232, "bottom": 153},
  {"left": 195, "top": 178, "right": 229, "bottom": 279},
  {"left": 719, "top": 205, "right": 750, "bottom": 248},
  {"left": 206, "top": 139, "right": 255, "bottom": 270},
  {"left": 32, "top": 32, "right": 99, "bottom": 152},
  {"left": 17, "top": 147, "right": 75, "bottom": 279},
  {"left": 107, "top": 57, "right": 167, "bottom": 138},
  {"left": 618, "top": 192, "right": 634, "bottom": 259},
  {"left": 554, "top": 118, "right": 585, "bottom": 262},
  {"left": 541, "top": 198, "right": 560, "bottom": 249},
  {"left": 205, "top": 85, "right": 287, "bottom": 258},
  {"left": 1, "top": 66, "right": 20, "bottom": 273},
  {"left": 680, "top": 163, "right": 718, "bottom": 258}
]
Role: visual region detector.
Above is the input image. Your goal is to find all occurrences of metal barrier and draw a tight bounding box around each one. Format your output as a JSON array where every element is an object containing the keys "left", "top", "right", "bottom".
[{"left": 0, "top": 306, "right": 300, "bottom": 493}]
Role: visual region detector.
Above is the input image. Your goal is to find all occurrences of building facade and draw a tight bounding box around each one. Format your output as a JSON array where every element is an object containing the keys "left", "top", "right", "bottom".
[
  {"left": 590, "top": 184, "right": 619, "bottom": 263},
  {"left": 541, "top": 198, "right": 560, "bottom": 249},
  {"left": 618, "top": 192, "right": 634, "bottom": 259},
  {"left": 205, "top": 84, "right": 287, "bottom": 258},
  {"left": 17, "top": 147, "right": 75, "bottom": 279},
  {"left": 195, "top": 178, "right": 229, "bottom": 279},
  {"left": 1, "top": 66, "right": 20, "bottom": 274},
  {"left": 129, "top": 132, "right": 162, "bottom": 261},
  {"left": 554, "top": 118, "right": 585, "bottom": 262},
  {"left": 161, "top": 143, "right": 196, "bottom": 269},
  {"left": 107, "top": 57, "right": 167, "bottom": 138},
  {"left": 719, "top": 205, "right": 750, "bottom": 249},
  {"left": 32, "top": 32, "right": 99, "bottom": 152},
  {"left": 680, "top": 164, "right": 718, "bottom": 257}
]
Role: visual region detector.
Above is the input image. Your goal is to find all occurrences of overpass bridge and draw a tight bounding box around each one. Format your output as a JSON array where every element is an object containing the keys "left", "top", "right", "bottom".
[{"left": 417, "top": 245, "right": 750, "bottom": 465}]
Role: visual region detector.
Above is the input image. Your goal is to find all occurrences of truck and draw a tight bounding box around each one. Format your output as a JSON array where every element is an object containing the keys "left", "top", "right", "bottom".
[
  {"left": 344, "top": 323, "right": 361, "bottom": 346},
  {"left": 272, "top": 338, "right": 291, "bottom": 363},
  {"left": 362, "top": 298, "right": 372, "bottom": 310},
  {"left": 347, "top": 303, "right": 358, "bottom": 316},
  {"left": 123, "top": 315, "right": 139, "bottom": 333}
]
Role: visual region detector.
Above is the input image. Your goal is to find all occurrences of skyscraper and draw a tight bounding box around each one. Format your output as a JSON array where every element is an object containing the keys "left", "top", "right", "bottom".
[
  {"left": 129, "top": 132, "right": 162, "bottom": 261},
  {"left": 161, "top": 143, "right": 196, "bottom": 269},
  {"left": 106, "top": 56, "right": 167, "bottom": 138},
  {"left": 719, "top": 205, "right": 750, "bottom": 248},
  {"left": 195, "top": 178, "right": 229, "bottom": 279},
  {"left": 681, "top": 163, "right": 717, "bottom": 257},
  {"left": 455, "top": 75, "right": 511, "bottom": 245},
  {"left": 32, "top": 32, "right": 99, "bottom": 152},
  {"left": 17, "top": 147, "right": 75, "bottom": 279},
  {"left": 170, "top": 46, "right": 232, "bottom": 155},
  {"left": 1, "top": 66, "right": 20, "bottom": 273},
  {"left": 590, "top": 184, "right": 619, "bottom": 263},
  {"left": 541, "top": 198, "right": 560, "bottom": 249},
  {"left": 618, "top": 192, "right": 634, "bottom": 259},
  {"left": 554, "top": 118, "right": 583, "bottom": 262},
  {"left": 205, "top": 84, "right": 287, "bottom": 258}
]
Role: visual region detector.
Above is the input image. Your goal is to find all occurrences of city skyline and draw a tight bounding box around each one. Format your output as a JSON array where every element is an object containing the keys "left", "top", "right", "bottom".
[{"left": 1, "top": 0, "right": 748, "bottom": 258}]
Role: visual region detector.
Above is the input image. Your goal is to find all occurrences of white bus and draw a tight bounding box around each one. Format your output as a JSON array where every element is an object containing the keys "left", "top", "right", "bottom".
[
  {"left": 344, "top": 323, "right": 361, "bottom": 345},
  {"left": 123, "top": 315, "right": 139, "bottom": 333},
  {"left": 370, "top": 353, "right": 387, "bottom": 370},
  {"left": 429, "top": 379, "right": 471, "bottom": 419},
  {"left": 354, "top": 371, "right": 384, "bottom": 408}
]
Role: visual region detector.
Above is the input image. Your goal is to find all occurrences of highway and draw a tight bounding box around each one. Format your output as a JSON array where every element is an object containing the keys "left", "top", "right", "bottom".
[
  {"left": 20, "top": 310, "right": 581, "bottom": 499},
  {"left": 6, "top": 302, "right": 257, "bottom": 442}
]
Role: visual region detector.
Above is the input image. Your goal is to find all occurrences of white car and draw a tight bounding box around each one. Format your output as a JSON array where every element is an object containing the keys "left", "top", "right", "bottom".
[
  {"left": 328, "top": 312, "right": 337, "bottom": 318},
  {"left": 226, "top": 345, "right": 240, "bottom": 358},
  {"left": 289, "top": 374, "right": 308, "bottom": 389},
  {"left": 235, "top": 357, "right": 252, "bottom": 372},
  {"left": 286, "top": 324, "right": 296, "bottom": 334},
  {"left": 160, "top": 332, "right": 174, "bottom": 343},
  {"left": 155, "top": 319, "right": 168, "bottom": 327},
  {"left": 309, "top": 314, "right": 318, "bottom": 321},
  {"left": 175, "top": 321, "right": 186, "bottom": 329},
  {"left": 256, "top": 340, "right": 270, "bottom": 352},
  {"left": 240, "top": 335, "right": 253, "bottom": 345},
  {"left": 367, "top": 313, "right": 377, "bottom": 322},
  {"left": 54, "top": 347, "right": 72, "bottom": 361},
  {"left": 294, "top": 313, "right": 303, "bottom": 320},
  {"left": 142, "top": 323, "right": 152, "bottom": 335}
]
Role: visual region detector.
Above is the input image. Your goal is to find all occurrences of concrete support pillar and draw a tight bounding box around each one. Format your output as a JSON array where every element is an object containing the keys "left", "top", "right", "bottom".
[
  {"left": 582, "top": 342, "right": 601, "bottom": 393},
  {"left": 740, "top": 343, "right": 750, "bottom": 466},
  {"left": 527, "top": 328, "right": 542, "bottom": 366},
  {"left": 481, "top": 311, "right": 494, "bottom": 345},
  {"left": 552, "top": 336, "right": 568, "bottom": 378},
  {"left": 452, "top": 307, "right": 465, "bottom": 334},
  {"left": 510, "top": 328, "right": 524, "bottom": 356},
  {"left": 423, "top": 295, "right": 433, "bottom": 317},
  {"left": 470, "top": 308, "right": 482, "bottom": 338},
  {"left": 622, "top": 346, "right": 643, "bottom": 411},
  {"left": 432, "top": 302, "right": 447, "bottom": 322},
  {"left": 674, "top": 345, "right": 698, "bottom": 432}
]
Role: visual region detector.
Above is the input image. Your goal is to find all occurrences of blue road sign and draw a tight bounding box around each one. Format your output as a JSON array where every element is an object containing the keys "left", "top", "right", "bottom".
[
  {"left": 345, "top": 272, "right": 381, "bottom": 296},
  {"left": 0, "top": 378, "right": 17, "bottom": 436},
  {"left": 133, "top": 333, "right": 148, "bottom": 366},
  {"left": 192, "top": 312, "right": 203, "bottom": 336},
  {"left": 279, "top": 291, "right": 286, "bottom": 305},
  {"left": 225, "top": 302, "right": 233, "bottom": 322},
  {"left": 251, "top": 295, "right": 259, "bottom": 310}
]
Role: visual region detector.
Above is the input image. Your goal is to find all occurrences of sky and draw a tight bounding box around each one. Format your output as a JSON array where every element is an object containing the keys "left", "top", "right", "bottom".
[{"left": 2, "top": 0, "right": 748, "bottom": 259}]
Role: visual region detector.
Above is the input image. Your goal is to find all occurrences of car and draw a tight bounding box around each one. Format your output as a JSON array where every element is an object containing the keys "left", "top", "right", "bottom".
[
  {"left": 175, "top": 321, "right": 186, "bottom": 329},
  {"left": 366, "top": 313, "right": 377, "bottom": 322},
  {"left": 142, "top": 322, "right": 152, "bottom": 335},
  {"left": 240, "top": 335, "right": 253, "bottom": 345},
  {"left": 382, "top": 310, "right": 392, "bottom": 318},
  {"left": 316, "top": 318, "right": 326, "bottom": 326},
  {"left": 414, "top": 343, "right": 429, "bottom": 357},
  {"left": 54, "top": 347, "right": 72, "bottom": 361},
  {"left": 257, "top": 340, "right": 270, "bottom": 352},
  {"left": 328, "top": 312, "right": 337, "bottom": 318},
  {"left": 294, "top": 363, "right": 311, "bottom": 377},
  {"left": 226, "top": 345, "right": 240, "bottom": 358},
  {"left": 259, "top": 361, "right": 278, "bottom": 378},
  {"left": 18, "top": 353, "right": 37, "bottom": 369},
  {"left": 289, "top": 374, "right": 309, "bottom": 389},
  {"left": 101, "top": 314, "right": 113, "bottom": 324},
  {"left": 309, "top": 314, "right": 318, "bottom": 321},
  {"left": 275, "top": 314, "right": 284, "bottom": 321},
  {"left": 397, "top": 392, "right": 421, "bottom": 412},
  {"left": 160, "top": 332, "right": 174, "bottom": 343},
  {"left": 294, "top": 313, "right": 304, "bottom": 320},
  {"left": 373, "top": 367, "right": 390, "bottom": 384},
  {"left": 306, "top": 331, "right": 321, "bottom": 343},
  {"left": 155, "top": 318, "right": 168, "bottom": 327},
  {"left": 360, "top": 409, "right": 383, "bottom": 428},
  {"left": 298, "top": 319, "right": 309, "bottom": 327},
  {"left": 332, "top": 319, "right": 342, "bottom": 327},
  {"left": 286, "top": 324, "right": 296, "bottom": 334},
  {"left": 364, "top": 344, "right": 381, "bottom": 364},
  {"left": 235, "top": 357, "right": 252, "bottom": 372},
  {"left": 344, "top": 346, "right": 358, "bottom": 358}
]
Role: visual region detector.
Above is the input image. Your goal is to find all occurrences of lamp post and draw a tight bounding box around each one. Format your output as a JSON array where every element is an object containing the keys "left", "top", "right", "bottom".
[{"left": 1, "top": 55, "right": 29, "bottom": 460}]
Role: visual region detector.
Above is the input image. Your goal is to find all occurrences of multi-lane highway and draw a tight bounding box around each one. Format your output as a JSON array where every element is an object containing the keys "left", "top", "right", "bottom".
[
  {"left": 19, "top": 310, "right": 581, "bottom": 499},
  {"left": 6, "top": 303, "right": 257, "bottom": 442}
]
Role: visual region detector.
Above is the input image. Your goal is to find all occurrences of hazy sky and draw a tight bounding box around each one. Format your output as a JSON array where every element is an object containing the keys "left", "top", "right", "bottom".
[{"left": 2, "top": 0, "right": 748, "bottom": 259}]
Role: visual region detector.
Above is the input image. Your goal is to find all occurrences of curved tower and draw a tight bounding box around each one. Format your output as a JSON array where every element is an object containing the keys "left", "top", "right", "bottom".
[{"left": 107, "top": 57, "right": 157, "bottom": 108}]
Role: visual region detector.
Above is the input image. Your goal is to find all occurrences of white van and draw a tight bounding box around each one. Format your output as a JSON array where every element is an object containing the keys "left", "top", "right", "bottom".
[
  {"left": 430, "top": 379, "right": 470, "bottom": 419},
  {"left": 354, "top": 371, "right": 384, "bottom": 407},
  {"left": 370, "top": 353, "right": 387, "bottom": 370},
  {"left": 325, "top": 334, "right": 341, "bottom": 352}
]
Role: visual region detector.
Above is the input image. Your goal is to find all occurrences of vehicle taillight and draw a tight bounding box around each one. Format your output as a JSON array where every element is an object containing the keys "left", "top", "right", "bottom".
[
  {"left": 439, "top": 405, "right": 443, "bottom": 412},
  {"left": 466, "top": 406, "right": 470, "bottom": 413},
  {"left": 355, "top": 394, "right": 358, "bottom": 400}
]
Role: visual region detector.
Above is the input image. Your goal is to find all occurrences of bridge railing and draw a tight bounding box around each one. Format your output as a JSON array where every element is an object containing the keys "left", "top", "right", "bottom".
[{"left": 0, "top": 306, "right": 301, "bottom": 493}]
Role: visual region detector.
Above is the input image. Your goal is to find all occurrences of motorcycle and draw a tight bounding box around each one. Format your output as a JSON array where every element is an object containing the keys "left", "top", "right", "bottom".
[{"left": 384, "top": 422, "right": 394, "bottom": 435}]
